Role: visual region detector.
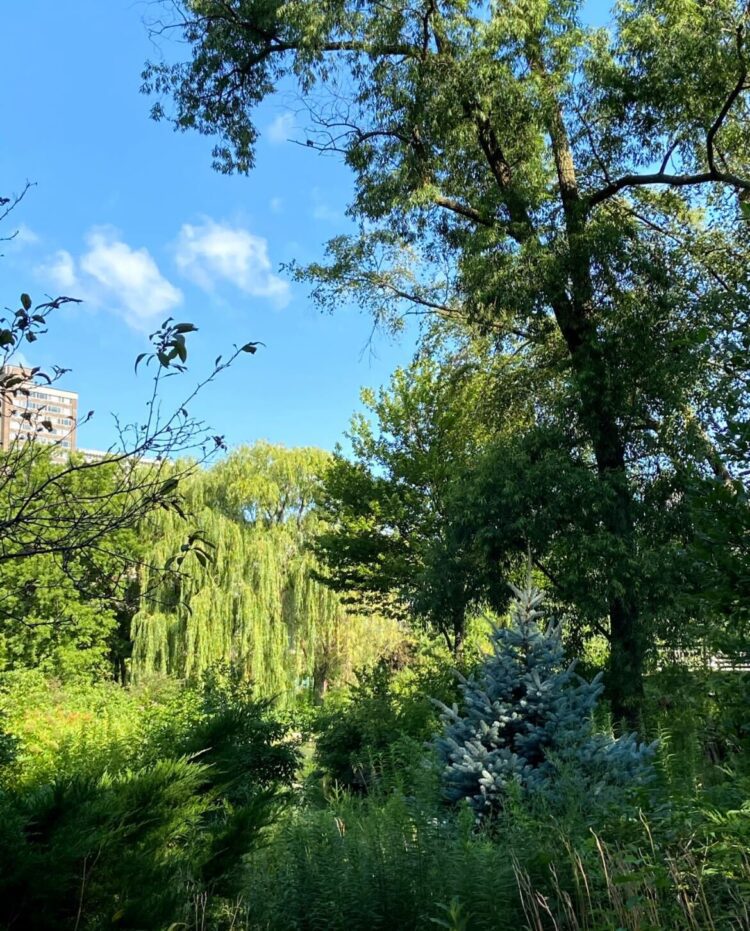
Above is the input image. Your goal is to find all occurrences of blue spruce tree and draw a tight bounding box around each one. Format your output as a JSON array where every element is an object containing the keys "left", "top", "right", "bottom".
[{"left": 434, "top": 581, "right": 654, "bottom": 817}]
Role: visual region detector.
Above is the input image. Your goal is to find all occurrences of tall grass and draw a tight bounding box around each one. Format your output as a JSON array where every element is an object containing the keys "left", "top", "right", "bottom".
[
  {"left": 515, "top": 824, "right": 750, "bottom": 931},
  {"left": 224, "top": 759, "right": 750, "bottom": 931},
  {"left": 236, "top": 792, "right": 523, "bottom": 930}
]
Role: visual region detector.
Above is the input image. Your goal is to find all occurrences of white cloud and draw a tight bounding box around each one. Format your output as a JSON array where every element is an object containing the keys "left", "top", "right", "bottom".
[
  {"left": 80, "top": 228, "right": 182, "bottom": 327},
  {"left": 267, "top": 112, "right": 295, "bottom": 144},
  {"left": 36, "top": 229, "right": 182, "bottom": 329},
  {"left": 175, "top": 219, "right": 290, "bottom": 307},
  {"left": 14, "top": 224, "right": 40, "bottom": 246},
  {"left": 269, "top": 197, "right": 283, "bottom": 214},
  {"left": 37, "top": 249, "right": 79, "bottom": 291},
  {"left": 311, "top": 187, "right": 344, "bottom": 223}
]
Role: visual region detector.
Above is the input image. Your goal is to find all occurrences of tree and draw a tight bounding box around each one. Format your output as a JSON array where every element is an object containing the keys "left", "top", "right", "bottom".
[
  {"left": 0, "top": 181, "right": 263, "bottom": 657},
  {"left": 143, "top": 0, "right": 750, "bottom": 724},
  {"left": 0, "top": 299, "right": 256, "bottom": 566},
  {"left": 0, "top": 453, "right": 148, "bottom": 680},
  {"left": 317, "top": 321, "right": 719, "bottom": 679},
  {"left": 131, "top": 443, "right": 401, "bottom": 698},
  {"left": 434, "top": 580, "right": 654, "bottom": 818},
  {"left": 315, "top": 335, "right": 516, "bottom": 652}
]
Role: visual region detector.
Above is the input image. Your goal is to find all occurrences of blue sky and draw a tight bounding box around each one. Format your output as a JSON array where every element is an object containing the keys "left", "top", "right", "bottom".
[
  {"left": 1, "top": 0, "right": 418, "bottom": 454},
  {"left": 1, "top": 0, "right": 611, "bottom": 455}
]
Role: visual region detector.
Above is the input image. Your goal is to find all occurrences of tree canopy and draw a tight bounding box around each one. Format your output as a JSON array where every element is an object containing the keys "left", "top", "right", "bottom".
[
  {"left": 144, "top": 0, "right": 750, "bottom": 723},
  {"left": 131, "top": 443, "right": 401, "bottom": 699}
]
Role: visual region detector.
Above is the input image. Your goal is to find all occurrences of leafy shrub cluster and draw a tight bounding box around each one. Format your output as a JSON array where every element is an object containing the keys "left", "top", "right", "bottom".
[
  {"left": 313, "top": 641, "right": 461, "bottom": 792},
  {"left": 0, "top": 666, "right": 298, "bottom": 930}
]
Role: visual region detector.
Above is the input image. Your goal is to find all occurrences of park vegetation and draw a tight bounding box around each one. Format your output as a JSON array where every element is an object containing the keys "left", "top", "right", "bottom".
[{"left": 1, "top": 0, "right": 750, "bottom": 928}]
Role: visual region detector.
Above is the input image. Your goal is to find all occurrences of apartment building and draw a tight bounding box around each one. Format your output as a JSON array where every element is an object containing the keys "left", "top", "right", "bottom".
[{"left": 0, "top": 365, "right": 78, "bottom": 453}]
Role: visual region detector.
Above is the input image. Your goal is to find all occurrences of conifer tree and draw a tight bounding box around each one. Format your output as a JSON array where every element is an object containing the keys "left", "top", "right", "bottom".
[{"left": 435, "top": 581, "right": 654, "bottom": 817}]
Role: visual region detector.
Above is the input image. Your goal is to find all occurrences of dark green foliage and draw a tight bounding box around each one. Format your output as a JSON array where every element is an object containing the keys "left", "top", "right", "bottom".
[
  {"left": 146, "top": 665, "right": 299, "bottom": 795},
  {"left": 314, "top": 351, "right": 500, "bottom": 652},
  {"left": 644, "top": 666, "right": 750, "bottom": 785},
  {"left": 684, "top": 479, "right": 750, "bottom": 659},
  {"left": 0, "top": 668, "right": 298, "bottom": 930},
  {"left": 239, "top": 772, "right": 750, "bottom": 931},
  {"left": 243, "top": 794, "right": 523, "bottom": 931},
  {"left": 314, "top": 646, "right": 460, "bottom": 792},
  {"left": 0, "top": 759, "right": 210, "bottom": 930}
]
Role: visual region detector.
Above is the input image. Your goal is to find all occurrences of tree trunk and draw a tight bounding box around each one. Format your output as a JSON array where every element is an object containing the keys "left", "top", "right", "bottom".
[
  {"left": 452, "top": 608, "right": 465, "bottom": 658},
  {"left": 541, "top": 85, "right": 646, "bottom": 730},
  {"left": 608, "top": 587, "right": 645, "bottom": 730},
  {"left": 313, "top": 662, "right": 330, "bottom": 703},
  {"left": 471, "top": 53, "right": 647, "bottom": 726},
  {"left": 590, "top": 430, "right": 645, "bottom": 730},
  {"left": 562, "top": 326, "right": 645, "bottom": 729}
]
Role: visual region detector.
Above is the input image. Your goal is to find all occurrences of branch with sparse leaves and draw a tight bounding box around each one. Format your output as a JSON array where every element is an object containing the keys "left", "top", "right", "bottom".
[{"left": 0, "top": 294, "right": 260, "bottom": 590}]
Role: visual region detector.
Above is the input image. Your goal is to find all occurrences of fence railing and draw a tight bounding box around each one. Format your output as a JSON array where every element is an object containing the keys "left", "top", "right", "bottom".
[{"left": 657, "top": 647, "right": 750, "bottom": 672}]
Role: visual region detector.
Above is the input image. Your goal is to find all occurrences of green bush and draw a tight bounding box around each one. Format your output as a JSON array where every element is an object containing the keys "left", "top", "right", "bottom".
[
  {"left": 234, "top": 777, "right": 750, "bottom": 931},
  {"left": 313, "top": 646, "right": 461, "bottom": 791},
  {"left": 644, "top": 666, "right": 750, "bottom": 789},
  {"left": 0, "top": 666, "right": 299, "bottom": 930},
  {"left": 241, "top": 791, "right": 523, "bottom": 931}
]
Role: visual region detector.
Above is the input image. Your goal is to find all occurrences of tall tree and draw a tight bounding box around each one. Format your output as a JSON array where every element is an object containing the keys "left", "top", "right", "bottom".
[
  {"left": 144, "top": 0, "right": 750, "bottom": 723},
  {"left": 315, "top": 335, "right": 519, "bottom": 652},
  {"left": 131, "top": 443, "right": 400, "bottom": 698}
]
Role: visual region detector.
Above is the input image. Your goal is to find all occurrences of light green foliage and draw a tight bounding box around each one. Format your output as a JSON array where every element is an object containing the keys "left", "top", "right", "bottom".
[
  {"left": 0, "top": 670, "right": 151, "bottom": 789},
  {"left": 0, "top": 556, "right": 117, "bottom": 678},
  {"left": 0, "top": 452, "right": 142, "bottom": 680},
  {"left": 131, "top": 443, "right": 401, "bottom": 698}
]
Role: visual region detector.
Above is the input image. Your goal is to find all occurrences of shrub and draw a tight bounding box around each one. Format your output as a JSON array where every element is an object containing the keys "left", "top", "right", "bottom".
[
  {"left": 314, "top": 645, "right": 460, "bottom": 791},
  {"left": 0, "top": 665, "right": 299, "bottom": 929}
]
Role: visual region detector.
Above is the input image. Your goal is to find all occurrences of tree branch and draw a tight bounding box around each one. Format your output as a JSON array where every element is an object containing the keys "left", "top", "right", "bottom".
[{"left": 589, "top": 27, "right": 750, "bottom": 209}]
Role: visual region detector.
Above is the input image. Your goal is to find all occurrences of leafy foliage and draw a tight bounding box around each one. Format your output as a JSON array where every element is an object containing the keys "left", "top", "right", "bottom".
[
  {"left": 314, "top": 341, "right": 512, "bottom": 652},
  {"left": 0, "top": 667, "right": 298, "bottom": 930},
  {"left": 131, "top": 443, "right": 402, "bottom": 699},
  {"left": 143, "top": 0, "right": 750, "bottom": 723},
  {"left": 314, "top": 642, "right": 460, "bottom": 791}
]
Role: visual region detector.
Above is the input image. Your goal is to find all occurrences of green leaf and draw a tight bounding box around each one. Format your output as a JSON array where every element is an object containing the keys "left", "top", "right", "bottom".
[{"left": 20, "top": 293, "right": 32, "bottom": 311}]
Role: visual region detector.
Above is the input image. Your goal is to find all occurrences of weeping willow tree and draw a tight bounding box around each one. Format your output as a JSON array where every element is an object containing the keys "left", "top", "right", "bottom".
[{"left": 130, "top": 443, "right": 400, "bottom": 699}]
